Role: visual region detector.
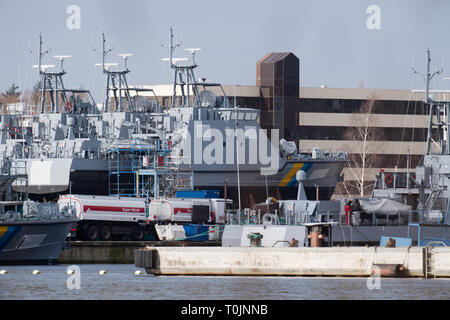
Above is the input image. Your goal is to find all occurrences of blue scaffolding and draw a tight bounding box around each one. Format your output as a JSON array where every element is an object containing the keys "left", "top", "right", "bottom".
[{"left": 108, "top": 139, "right": 192, "bottom": 199}]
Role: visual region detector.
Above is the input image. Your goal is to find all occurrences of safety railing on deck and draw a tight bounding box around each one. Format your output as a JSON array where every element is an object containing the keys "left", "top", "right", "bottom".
[
  {"left": 225, "top": 208, "right": 341, "bottom": 226},
  {"left": 286, "top": 149, "right": 348, "bottom": 161},
  {"left": 374, "top": 171, "right": 410, "bottom": 189},
  {"left": 225, "top": 208, "right": 450, "bottom": 227}
]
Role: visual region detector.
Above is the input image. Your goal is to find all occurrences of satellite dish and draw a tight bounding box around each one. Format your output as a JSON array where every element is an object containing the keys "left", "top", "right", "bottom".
[{"left": 198, "top": 90, "right": 216, "bottom": 107}]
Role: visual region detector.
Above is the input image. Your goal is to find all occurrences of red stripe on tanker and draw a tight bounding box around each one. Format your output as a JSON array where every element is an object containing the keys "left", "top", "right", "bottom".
[
  {"left": 173, "top": 207, "right": 192, "bottom": 215},
  {"left": 83, "top": 205, "right": 145, "bottom": 213}
]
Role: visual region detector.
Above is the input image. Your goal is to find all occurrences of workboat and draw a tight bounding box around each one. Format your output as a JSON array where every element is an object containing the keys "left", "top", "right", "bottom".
[
  {"left": 3, "top": 30, "right": 347, "bottom": 209},
  {"left": 0, "top": 200, "right": 76, "bottom": 265},
  {"left": 221, "top": 169, "right": 446, "bottom": 247}
]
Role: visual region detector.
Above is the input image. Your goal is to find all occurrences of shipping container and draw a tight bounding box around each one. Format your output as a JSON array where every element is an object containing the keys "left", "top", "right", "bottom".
[{"left": 175, "top": 190, "right": 220, "bottom": 199}]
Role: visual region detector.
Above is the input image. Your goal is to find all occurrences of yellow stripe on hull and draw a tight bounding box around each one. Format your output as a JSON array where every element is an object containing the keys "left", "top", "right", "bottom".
[
  {"left": 278, "top": 163, "right": 304, "bottom": 187},
  {"left": 0, "top": 226, "right": 8, "bottom": 240}
]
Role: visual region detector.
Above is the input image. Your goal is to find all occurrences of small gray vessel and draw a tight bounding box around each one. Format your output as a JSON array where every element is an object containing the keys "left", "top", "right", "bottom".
[
  {"left": 0, "top": 200, "right": 76, "bottom": 265},
  {"left": 222, "top": 50, "right": 450, "bottom": 248}
]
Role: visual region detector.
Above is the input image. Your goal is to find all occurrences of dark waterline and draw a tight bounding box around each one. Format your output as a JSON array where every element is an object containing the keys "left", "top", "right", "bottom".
[{"left": 0, "top": 264, "right": 449, "bottom": 300}]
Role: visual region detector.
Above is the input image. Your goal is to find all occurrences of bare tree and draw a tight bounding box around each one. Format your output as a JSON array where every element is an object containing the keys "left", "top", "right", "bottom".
[
  {"left": 341, "top": 96, "right": 384, "bottom": 197},
  {"left": 1, "top": 83, "right": 21, "bottom": 97},
  {"left": 0, "top": 83, "right": 22, "bottom": 112}
]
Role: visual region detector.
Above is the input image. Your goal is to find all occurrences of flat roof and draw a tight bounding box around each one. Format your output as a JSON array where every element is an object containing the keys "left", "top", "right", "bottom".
[{"left": 131, "top": 84, "right": 449, "bottom": 102}]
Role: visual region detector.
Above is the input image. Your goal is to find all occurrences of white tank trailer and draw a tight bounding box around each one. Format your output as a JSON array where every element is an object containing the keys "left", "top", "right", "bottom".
[{"left": 58, "top": 194, "right": 232, "bottom": 241}]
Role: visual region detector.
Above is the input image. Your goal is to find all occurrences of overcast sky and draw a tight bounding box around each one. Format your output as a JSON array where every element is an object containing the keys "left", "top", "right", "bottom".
[{"left": 0, "top": 0, "right": 449, "bottom": 102}]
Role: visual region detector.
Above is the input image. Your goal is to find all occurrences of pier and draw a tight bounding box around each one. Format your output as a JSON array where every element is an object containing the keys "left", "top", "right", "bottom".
[
  {"left": 58, "top": 241, "right": 220, "bottom": 264},
  {"left": 135, "top": 246, "right": 450, "bottom": 278}
]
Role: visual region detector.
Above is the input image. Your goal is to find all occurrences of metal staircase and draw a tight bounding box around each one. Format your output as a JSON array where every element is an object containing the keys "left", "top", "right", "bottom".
[{"left": 0, "top": 159, "right": 28, "bottom": 200}]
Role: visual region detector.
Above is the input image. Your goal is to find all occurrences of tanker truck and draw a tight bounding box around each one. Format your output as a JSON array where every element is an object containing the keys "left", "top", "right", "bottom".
[{"left": 58, "top": 193, "right": 233, "bottom": 241}]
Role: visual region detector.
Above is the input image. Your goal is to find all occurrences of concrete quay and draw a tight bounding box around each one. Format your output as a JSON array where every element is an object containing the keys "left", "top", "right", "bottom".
[
  {"left": 58, "top": 240, "right": 220, "bottom": 264},
  {"left": 135, "top": 246, "right": 450, "bottom": 278}
]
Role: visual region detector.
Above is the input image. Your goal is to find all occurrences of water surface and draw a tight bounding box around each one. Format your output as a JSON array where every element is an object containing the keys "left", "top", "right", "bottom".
[{"left": 1, "top": 264, "right": 449, "bottom": 300}]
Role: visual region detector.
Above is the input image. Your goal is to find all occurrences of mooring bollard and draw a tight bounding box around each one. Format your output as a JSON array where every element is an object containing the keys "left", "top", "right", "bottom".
[{"left": 247, "top": 232, "right": 263, "bottom": 247}]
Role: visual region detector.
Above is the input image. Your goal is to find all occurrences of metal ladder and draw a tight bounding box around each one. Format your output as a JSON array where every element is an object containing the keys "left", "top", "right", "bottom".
[
  {"left": 424, "top": 247, "right": 434, "bottom": 278},
  {"left": 424, "top": 188, "right": 440, "bottom": 212}
]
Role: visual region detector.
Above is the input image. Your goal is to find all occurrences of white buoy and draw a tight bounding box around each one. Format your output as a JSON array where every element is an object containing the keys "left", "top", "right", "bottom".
[
  {"left": 32, "top": 270, "right": 40, "bottom": 274},
  {"left": 0, "top": 270, "right": 8, "bottom": 274},
  {"left": 134, "top": 270, "right": 143, "bottom": 275},
  {"left": 98, "top": 270, "right": 107, "bottom": 275}
]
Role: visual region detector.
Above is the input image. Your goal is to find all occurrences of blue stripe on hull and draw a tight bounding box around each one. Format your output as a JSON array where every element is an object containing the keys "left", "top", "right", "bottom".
[
  {"left": 286, "top": 163, "right": 313, "bottom": 187},
  {"left": 0, "top": 226, "right": 22, "bottom": 251}
]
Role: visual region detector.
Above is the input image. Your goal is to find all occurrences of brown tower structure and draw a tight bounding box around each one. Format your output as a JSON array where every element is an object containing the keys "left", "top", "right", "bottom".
[{"left": 256, "top": 52, "right": 300, "bottom": 139}]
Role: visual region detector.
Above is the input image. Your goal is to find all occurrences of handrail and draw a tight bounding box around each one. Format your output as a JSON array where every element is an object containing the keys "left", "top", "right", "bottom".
[
  {"left": 425, "top": 240, "right": 448, "bottom": 248},
  {"left": 272, "top": 240, "right": 291, "bottom": 247}
]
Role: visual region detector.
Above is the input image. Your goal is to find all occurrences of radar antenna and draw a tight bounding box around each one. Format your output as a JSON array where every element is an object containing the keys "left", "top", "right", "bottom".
[
  {"left": 160, "top": 25, "right": 182, "bottom": 69},
  {"left": 53, "top": 55, "right": 72, "bottom": 72},
  {"left": 32, "top": 34, "right": 97, "bottom": 115},
  {"left": 118, "top": 53, "right": 133, "bottom": 70},
  {"left": 98, "top": 34, "right": 158, "bottom": 112},
  {"left": 160, "top": 27, "right": 204, "bottom": 108},
  {"left": 415, "top": 49, "right": 450, "bottom": 155},
  {"left": 185, "top": 48, "right": 201, "bottom": 66}
]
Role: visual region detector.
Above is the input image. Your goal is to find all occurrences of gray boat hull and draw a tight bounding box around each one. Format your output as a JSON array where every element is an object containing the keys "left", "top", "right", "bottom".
[
  {"left": 222, "top": 224, "right": 450, "bottom": 247},
  {"left": 0, "top": 219, "right": 76, "bottom": 265}
]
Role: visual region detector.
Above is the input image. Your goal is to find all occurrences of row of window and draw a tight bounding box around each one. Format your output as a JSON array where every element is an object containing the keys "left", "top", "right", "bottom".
[
  {"left": 293, "top": 126, "right": 431, "bottom": 142},
  {"left": 299, "top": 99, "right": 428, "bottom": 115}
]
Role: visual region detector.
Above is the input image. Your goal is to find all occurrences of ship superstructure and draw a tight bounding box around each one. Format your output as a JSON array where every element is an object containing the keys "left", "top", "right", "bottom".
[
  {"left": 372, "top": 50, "right": 450, "bottom": 229},
  {"left": 0, "top": 30, "right": 347, "bottom": 208}
]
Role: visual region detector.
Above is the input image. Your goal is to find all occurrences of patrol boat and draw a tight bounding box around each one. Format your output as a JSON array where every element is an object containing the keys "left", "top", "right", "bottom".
[
  {"left": 123, "top": 27, "right": 349, "bottom": 207},
  {"left": 0, "top": 199, "right": 76, "bottom": 265},
  {"left": 5, "top": 31, "right": 348, "bottom": 209}
]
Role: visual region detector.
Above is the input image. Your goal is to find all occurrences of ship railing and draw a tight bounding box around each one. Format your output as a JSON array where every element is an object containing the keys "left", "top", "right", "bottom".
[
  {"left": 225, "top": 209, "right": 265, "bottom": 225},
  {"left": 374, "top": 171, "right": 410, "bottom": 189},
  {"left": 333, "top": 209, "right": 450, "bottom": 227},
  {"left": 225, "top": 206, "right": 450, "bottom": 228},
  {"left": 291, "top": 149, "right": 348, "bottom": 161},
  {"left": 119, "top": 155, "right": 188, "bottom": 173},
  {"left": 0, "top": 201, "right": 76, "bottom": 222},
  {"left": 225, "top": 208, "right": 341, "bottom": 226},
  {"left": 6, "top": 159, "right": 27, "bottom": 176}
]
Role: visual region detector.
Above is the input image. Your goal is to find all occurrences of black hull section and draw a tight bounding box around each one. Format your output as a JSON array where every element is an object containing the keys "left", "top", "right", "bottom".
[
  {"left": 27, "top": 171, "right": 109, "bottom": 201},
  {"left": 27, "top": 170, "right": 335, "bottom": 207}
]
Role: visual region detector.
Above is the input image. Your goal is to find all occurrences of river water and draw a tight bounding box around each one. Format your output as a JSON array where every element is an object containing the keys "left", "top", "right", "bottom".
[{"left": 1, "top": 264, "right": 449, "bottom": 300}]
